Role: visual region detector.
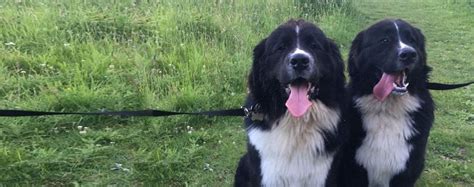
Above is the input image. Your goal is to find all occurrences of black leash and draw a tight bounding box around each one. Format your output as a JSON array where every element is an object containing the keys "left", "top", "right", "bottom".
[
  {"left": 1, "top": 81, "right": 471, "bottom": 117},
  {"left": 0, "top": 108, "right": 246, "bottom": 117},
  {"left": 427, "top": 81, "right": 474, "bottom": 90}
]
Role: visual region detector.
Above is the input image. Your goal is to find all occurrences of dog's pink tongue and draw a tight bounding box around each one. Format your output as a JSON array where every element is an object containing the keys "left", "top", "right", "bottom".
[
  {"left": 285, "top": 84, "right": 312, "bottom": 117},
  {"left": 373, "top": 73, "right": 396, "bottom": 101}
]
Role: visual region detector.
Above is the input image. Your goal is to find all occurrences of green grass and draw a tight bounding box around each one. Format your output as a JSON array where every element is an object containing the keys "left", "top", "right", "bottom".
[{"left": 0, "top": 0, "right": 472, "bottom": 186}]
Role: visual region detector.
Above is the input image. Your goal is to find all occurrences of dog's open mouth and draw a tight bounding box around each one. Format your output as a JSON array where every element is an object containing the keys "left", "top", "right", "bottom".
[
  {"left": 284, "top": 78, "right": 317, "bottom": 117},
  {"left": 373, "top": 69, "right": 409, "bottom": 101},
  {"left": 392, "top": 70, "right": 409, "bottom": 95}
]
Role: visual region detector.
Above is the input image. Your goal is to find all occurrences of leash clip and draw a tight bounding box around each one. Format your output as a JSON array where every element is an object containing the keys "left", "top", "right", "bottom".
[{"left": 241, "top": 104, "right": 264, "bottom": 121}]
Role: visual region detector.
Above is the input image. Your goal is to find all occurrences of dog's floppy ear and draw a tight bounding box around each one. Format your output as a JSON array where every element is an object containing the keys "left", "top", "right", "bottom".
[
  {"left": 253, "top": 38, "right": 267, "bottom": 62},
  {"left": 413, "top": 27, "right": 427, "bottom": 64},
  {"left": 326, "top": 38, "right": 345, "bottom": 73},
  {"left": 248, "top": 38, "right": 267, "bottom": 92},
  {"left": 348, "top": 31, "right": 364, "bottom": 77}
]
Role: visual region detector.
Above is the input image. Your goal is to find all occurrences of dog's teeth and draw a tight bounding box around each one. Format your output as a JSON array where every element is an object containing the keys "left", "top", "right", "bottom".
[
  {"left": 310, "top": 87, "right": 315, "bottom": 93},
  {"left": 404, "top": 82, "right": 409, "bottom": 87},
  {"left": 285, "top": 87, "right": 291, "bottom": 94}
]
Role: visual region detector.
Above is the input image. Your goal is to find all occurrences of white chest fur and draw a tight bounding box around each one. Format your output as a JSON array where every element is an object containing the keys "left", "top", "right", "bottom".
[
  {"left": 248, "top": 101, "right": 340, "bottom": 187},
  {"left": 354, "top": 95, "right": 421, "bottom": 187}
]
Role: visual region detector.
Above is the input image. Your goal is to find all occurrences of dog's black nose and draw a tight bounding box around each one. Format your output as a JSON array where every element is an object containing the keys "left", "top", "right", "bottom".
[
  {"left": 290, "top": 54, "right": 310, "bottom": 71},
  {"left": 399, "top": 48, "right": 417, "bottom": 63}
]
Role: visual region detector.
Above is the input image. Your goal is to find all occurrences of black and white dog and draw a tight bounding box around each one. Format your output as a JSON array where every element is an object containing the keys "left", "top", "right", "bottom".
[
  {"left": 234, "top": 19, "right": 346, "bottom": 186},
  {"left": 340, "top": 19, "right": 434, "bottom": 187}
]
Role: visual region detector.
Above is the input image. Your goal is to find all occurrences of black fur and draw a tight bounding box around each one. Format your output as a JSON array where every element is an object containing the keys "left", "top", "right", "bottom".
[
  {"left": 234, "top": 19, "right": 346, "bottom": 186},
  {"left": 340, "top": 19, "right": 435, "bottom": 187}
]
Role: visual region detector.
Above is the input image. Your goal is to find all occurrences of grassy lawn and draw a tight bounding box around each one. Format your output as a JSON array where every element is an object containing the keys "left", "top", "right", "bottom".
[{"left": 0, "top": 0, "right": 472, "bottom": 186}]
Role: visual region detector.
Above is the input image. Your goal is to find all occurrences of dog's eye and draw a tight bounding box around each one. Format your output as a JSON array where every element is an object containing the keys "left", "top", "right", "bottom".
[
  {"left": 310, "top": 42, "right": 319, "bottom": 49},
  {"left": 275, "top": 44, "right": 286, "bottom": 51},
  {"left": 380, "top": 38, "right": 390, "bottom": 43}
]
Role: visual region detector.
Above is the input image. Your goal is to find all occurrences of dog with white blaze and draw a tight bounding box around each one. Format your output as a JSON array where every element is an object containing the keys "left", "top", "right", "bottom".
[
  {"left": 234, "top": 19, "right": 347, "bottom": 187},
  {"left": 339, "top": 19, "right": 434, "bottom": 187}
]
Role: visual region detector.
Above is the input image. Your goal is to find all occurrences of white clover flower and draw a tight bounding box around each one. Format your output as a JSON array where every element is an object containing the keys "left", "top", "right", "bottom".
[
  {"left": 204, "top": 163, "right": 214, "bottom": 172},
  {"left": 111, "top": 163, "right": 130, "bottom": 172}
]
